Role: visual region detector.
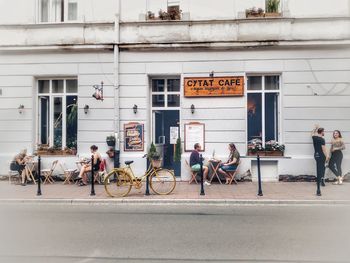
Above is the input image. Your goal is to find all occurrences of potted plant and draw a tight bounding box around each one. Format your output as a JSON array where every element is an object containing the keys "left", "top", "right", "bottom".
[
  {"left": 264, "top": 140, "right": 285, "bottom": 156},
  {"left": 173, "top": 138, "right": 182, "bottom": 177},
  {"left": 106, "top": 135, "right": 116, "bottom": 147},
  {"left": 265, "top": 0, "right": 281, "bottom": 17},
  {"left": 148, "top": 142, "right": 161, "bottom": 168}
]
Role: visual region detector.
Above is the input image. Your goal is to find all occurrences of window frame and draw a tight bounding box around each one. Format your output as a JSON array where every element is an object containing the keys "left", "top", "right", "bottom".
[
  {"left": 38, "top": 0, "right": 78, "bottom": 23},
  {"left": 36, "top": 78, "right": 78, "bottom": 150},
  {"left": 246, "top": 74, "right": 282, "bottom": 148}
]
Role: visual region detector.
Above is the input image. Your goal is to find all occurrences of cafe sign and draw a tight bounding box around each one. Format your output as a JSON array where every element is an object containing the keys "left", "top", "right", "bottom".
[{"left": 184, "top": 76, "right": 244, "bottom": 97}]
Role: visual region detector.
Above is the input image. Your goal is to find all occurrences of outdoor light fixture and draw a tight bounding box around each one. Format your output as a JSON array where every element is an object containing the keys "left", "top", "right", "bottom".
[
  {"left": 209, "top": 71, "right": 214, "bottom": 78},
  {"left": 18, "top": 104, "right": 24, "bottom": 114},
  {"left": 191, "top": 104, "right": 195, "bottom": 114},
  {"left": 92, "top": 81, "right": 104, "bottom": 101},
  {"left": 84, "top": 104, "right": 90, "bottom": 114},
  {"left": 133, "top": 104, "right": 138, "bottom": 114}
]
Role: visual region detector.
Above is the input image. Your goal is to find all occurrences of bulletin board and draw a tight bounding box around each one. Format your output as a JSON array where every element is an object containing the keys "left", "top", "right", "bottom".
[
  {"left": 184, "top": 122, "right": 205, "bottom": 152},
  {"left": 124, "top": 122, "right": 144, "bottom": 152}
]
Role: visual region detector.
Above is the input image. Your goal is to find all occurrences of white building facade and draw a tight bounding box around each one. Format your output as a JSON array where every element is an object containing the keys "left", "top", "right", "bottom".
[{"left": 0, "top": 0, "right": 349, "bottom": 181}]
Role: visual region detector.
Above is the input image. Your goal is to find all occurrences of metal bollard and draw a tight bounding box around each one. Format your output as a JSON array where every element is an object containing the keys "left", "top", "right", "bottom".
[
  {"left": 90, "top": 155, "right": 95, "bottom": 196},
  {"left": 200, "top": 154, "right": 205, "bottom": 196},
  {"left": 257, "top": 154, "right": 263, "bottom": 196},
  {"left": 145, "top": 175, "right": 150, "bottom": 196},
  {"left": 37, "top": 155, "right": 42, "bottom": 196},
  {"left": 145, "top": 157, "right": 150, "bottom": 195}
]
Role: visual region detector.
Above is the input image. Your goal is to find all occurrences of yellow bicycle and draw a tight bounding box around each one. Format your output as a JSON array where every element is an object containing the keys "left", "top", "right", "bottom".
[{"left": 104, "top": 156, "right": 176, "bottom": 197}]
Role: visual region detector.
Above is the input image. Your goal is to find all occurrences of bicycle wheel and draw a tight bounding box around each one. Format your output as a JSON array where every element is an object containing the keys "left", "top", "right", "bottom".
[
  {"left": 104, "top": 170, "right": 132, "bottom": 197},
  {"left": 150, "top": 168, "right": 176, "bottom": 195}
]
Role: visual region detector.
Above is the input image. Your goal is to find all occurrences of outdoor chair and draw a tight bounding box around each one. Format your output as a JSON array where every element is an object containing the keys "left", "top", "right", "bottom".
[
  {"left": 93, "top": 159, "right": 107, "bottom": 184},
  {"left": 60, "top": 163, "right": 77, "bottom": 185},
  {"left": 41, "top": 160, "right": 58, "bottom": 184},
  {"left": 8, "top": 162, "right": 21, "bottom": 184},
  {"left": 185, "top": 159, "right": 198, "bottom": 184},
  {"left": 226, "top": 161, "right": 241, "bottom": 185}
]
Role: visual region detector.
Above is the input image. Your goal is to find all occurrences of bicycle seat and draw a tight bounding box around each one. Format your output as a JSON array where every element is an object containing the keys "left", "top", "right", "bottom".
[{"left": 124, "top": 161, "right": 134, "bottom": 165}]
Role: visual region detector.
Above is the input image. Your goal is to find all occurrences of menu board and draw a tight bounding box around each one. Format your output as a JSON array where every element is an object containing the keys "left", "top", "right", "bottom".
[
  {"left": 170, "top": 126, "right": 179, "bottom": 145},
  {"left": 184, "top": 122, "right": 205, "bottom": 152},
  {"left": 124, "top": 122, "right": 144, "bottom": 151}
]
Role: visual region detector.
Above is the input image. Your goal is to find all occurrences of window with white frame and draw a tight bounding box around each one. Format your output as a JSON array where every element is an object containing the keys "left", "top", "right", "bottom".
[
  {"left": 37, "top": 79, "right": 78, "bottom": 151},
  {"left": 151, "top": 78, "right": 181, "bottom": 108},
  {"left": 39, "top": 0, "right": 78, "bottom": 23},
  {"left": 247, "top": 75, "right": 280, "bottom": 145}
]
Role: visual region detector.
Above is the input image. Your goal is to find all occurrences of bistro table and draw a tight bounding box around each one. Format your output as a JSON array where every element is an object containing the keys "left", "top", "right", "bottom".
[{"left": 208, "top": 159, "right": 222, "bottom": 184}]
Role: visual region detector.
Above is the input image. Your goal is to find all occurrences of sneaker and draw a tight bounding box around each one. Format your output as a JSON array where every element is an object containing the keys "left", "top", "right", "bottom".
[
  {"left": 204, "top": 181, "right": 211, "bottom": 186},
  {"left": 316, "top": 191, "right": 322, "bottom": 196},
  {"left": 339, "top": 177, "right": 343, "bottom": 185}
]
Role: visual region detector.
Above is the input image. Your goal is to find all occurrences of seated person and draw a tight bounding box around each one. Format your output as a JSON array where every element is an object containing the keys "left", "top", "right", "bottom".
[
  {"left": 10, "top": 149, "right": 32, "bottom": 186},
  {"left": 218, "top": 143, "right": 240, "bottom": 184},
  {"left": 77, "top": 145, "right": 102, "bottom": 186},
  {"left": 190, "top": 143, "right": 210, "bottom": 186}
]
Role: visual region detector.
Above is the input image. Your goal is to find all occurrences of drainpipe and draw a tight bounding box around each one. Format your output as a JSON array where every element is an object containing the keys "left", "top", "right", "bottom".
[{"left": 114, "top": 0, "right": 120, "bottom": 151}]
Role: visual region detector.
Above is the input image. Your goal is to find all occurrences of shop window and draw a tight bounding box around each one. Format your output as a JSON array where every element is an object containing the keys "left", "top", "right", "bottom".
[
  {"left": 39, "top": 0, "right": 78, "bottom": 23},
  {"left": 151, "top": 78, "right": 180, "bottom": 108},
  {"left": 247, "top": 75, "right": 280, "bottom": 145},
  {"left": 37, "top": 79, "right": 78, "bottom": 155}
]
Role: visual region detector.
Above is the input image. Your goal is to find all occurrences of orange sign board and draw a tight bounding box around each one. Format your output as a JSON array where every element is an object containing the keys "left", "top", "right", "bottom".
[{"left": 184, "top": 76, "right": 244, "bottom": 97}]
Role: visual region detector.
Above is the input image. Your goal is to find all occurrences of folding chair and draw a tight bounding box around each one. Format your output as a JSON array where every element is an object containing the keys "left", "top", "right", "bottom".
[
  {"left": 60, "top": 163, "right": 77, "bottom": 185},
  {"left": 41, "top": 160, "right": 58, "bottom": 184},
  {"left": 8, "top": 162, "right": 21, "bottom": 184},
  {"left": 185, "top": 159, "right": 198, "bottom": 184},
  {"left": 93, "top": 159, "right": 107, "bottom": 184},
  {"left": 226, "top": 161, "right": 241, "bottom": 185}
]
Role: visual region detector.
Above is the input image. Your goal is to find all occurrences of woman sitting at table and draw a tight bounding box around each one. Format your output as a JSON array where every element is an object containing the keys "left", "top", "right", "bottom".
[
  {"left": 77, "top": 145, "right": 102, "bottom": 186},
  {"left": 10, "top": 149, "right": 32, "bottom": 186},
  {"left": 218, "top": 143, "right": 240, "bottom": 184}
]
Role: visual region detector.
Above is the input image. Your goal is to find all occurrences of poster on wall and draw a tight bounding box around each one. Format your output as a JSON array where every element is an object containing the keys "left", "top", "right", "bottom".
[
  {"left": 184, "top": 122, "right": 205, "bottom": 152},
  {"left": 170, "top": 126, "right": 179, "bottom": 145},
  {"left": 124, "top": 122, "right": 144, "bottom": 152}
]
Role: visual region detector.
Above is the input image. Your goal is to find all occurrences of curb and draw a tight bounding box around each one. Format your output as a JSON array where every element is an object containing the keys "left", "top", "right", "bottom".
[{"left": 1, "top": 198, "right": 350, "bottom": 206}]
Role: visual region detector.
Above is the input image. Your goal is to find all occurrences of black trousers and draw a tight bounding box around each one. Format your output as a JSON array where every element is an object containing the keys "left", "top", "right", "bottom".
[
  {"left": 329, "top": 150, "right": 343, "bottom": 177},
  {"left": 315, "top": 156, "right": 325, "bottom": 192}
]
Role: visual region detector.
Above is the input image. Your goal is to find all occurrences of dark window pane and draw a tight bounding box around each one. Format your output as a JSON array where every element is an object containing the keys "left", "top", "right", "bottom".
[
  {"left": 265, "top": 76, "right": 279, "bottom": 90},
  {"left": 247, "top": 93, "right": 262, "bottom": 142},
  {"left": 167, "top": 94, "right": 180, "bottom": 107},
  {"left": 41, "top": 0, "right": 49, "bottom": 22},
  {"left": 167, "top": 79, "right": 180, "bottom": 92},
  {"left": 66, "top": 96, "right": 78, "bottom": 150},
  {"left": 152, "top": 95, "right": 165, "bottom": 107},
  {"left": 66, "top": 79, "right": 78, "bottom": 93},
  {"left": 247, "top": 76, "right": 262, "bottom": 90},
  {"left": 152, "top": 79, "right": 165, "bottom": 92},
  {"left": 38, "top": 80, "right": 50, "bottom": 93},
  {"left": 52, "top": 80, "right": 64, "bottom": 93},
  {"left": 39, "top": 96, "right": 49, "bottom": 145},
  {"left": 53, "top": 97, "right": 63, "bottom": 148},
  {"left": 265, "top": 93, "right": 279, "bottom": 142}
]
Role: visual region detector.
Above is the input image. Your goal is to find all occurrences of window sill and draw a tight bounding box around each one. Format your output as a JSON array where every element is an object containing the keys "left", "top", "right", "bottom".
[{"left": 37, "top": 150, "right": 77, "bottom": 156}]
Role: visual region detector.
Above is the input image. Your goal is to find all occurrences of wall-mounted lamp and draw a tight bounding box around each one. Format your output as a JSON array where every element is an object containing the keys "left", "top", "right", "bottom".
[
  {"left": 133, "top": 104, "right": 138, "bottom": 114},
  {"left": 191, "top": 104, "right": 195, "bottom": 114},
  {"left": 18, "top": 104, "right": 24, "bottom": 114},
  {"left": 209, "top": 71, "right": 214, "bottom": 78},
  {"left": 84, "top": 104, "right": 90, "bottom": 114}
]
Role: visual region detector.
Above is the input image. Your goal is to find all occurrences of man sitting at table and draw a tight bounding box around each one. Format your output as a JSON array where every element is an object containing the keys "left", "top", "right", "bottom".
[
  {"left": 218, "top": 143, "right": 240, "bottom": 184},
  {"left": 190, "top": 143, "right": 210, "bottom": 186}
]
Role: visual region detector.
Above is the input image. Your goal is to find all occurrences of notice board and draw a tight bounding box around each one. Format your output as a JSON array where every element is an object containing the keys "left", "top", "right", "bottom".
[
  {"left": 184, "top": 76, "right": 244, "bottom": 97},
  {"left": 184, "top": 122, "right": 205, "bottom": 152},
  {"left": 124, "top": 122, "right": 144, "bottom": 152}
]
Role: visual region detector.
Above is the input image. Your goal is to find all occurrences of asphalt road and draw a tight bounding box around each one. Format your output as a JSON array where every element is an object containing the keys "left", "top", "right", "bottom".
[{"left": 0, "top": 203, "right": 349, "bottom": 263}]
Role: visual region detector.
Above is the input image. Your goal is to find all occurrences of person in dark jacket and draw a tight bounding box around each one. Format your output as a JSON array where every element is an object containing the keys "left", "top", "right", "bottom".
[{"left": 190, "top": 143, "right": 210, "bottom": 185}]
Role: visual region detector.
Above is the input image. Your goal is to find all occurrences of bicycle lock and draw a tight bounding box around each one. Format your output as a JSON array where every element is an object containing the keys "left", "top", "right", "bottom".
[
  {"left": 257, "top": 154, "right": 263, "bottom": 196},
  {"left": 90, "top": 155, "right": 95, "bottom": 196},
  {"left": 200, "top": 154, "right": 205, "bottom": 195},
  {"left": 37, "top": 155, "right": 42, "bottom": 196}
]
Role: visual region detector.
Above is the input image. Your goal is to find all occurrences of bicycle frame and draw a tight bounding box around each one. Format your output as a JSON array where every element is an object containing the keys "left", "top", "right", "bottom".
[{"left": 111, "top": 161, "right": 158, "bottom": 182}]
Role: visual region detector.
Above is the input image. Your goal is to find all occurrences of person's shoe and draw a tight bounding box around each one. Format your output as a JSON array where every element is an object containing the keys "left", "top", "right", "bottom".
[
  {"left": 339, "top": 176, "right": 343, "bottom": 185},
  {"left": 21, "top": 183, "right": 26, "bottom": 186},
  {"left": 321, "top": 178, "right": 326, "bottom": 187},
  {"left": 333, "top": 178, "right": 339, "bottom": 185},
  {"left": 316, "top": 190, "right": 321, "bottom": 196},
  {"left": 204, "top": 181, "right": 211, "bottom": 186}
]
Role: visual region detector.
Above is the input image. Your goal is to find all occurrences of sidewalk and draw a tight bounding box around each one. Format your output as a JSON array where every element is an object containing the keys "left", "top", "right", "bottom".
[{"left": 1, "top": 180, "right": 349, "bottom": 205}]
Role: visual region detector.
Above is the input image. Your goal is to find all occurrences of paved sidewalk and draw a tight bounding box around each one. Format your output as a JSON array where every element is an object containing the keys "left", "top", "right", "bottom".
[{"left": 0, "top": 180, "right": 349, "bottom": 204}]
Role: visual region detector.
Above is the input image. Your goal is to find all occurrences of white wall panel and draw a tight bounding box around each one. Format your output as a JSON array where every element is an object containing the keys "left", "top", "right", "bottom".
[
  {"left": 284, "top": 108, "right": 350, "bottom": 120},
  {"left": 119, "top": 85, "right": 148, "bottom": 97},
  {"left": 284, "top": 120, "right": 350, "bottom": 132},
  {"left": 119, "top": 74, "right": 148, "bottom": 86},
  {"left": 146, "top": 62, "right": 182, "bottom": 74},
  {"left": 78, "top": 120, "right": 114, "bottom": 131},
  {"left": 0, "top": 120, "right": 32, "bottom": 131},
  {"left": 284, "top": 71, "right": 350, "bottom": 84},
  {"left": 283, "top": 83, "right": 350, "bottom": 96},
  {"left": 182, "top": 61, "right": 245, "bottom": 73},
  {"left": 284, "top": 96, "right": 350, "bottom": 108}
]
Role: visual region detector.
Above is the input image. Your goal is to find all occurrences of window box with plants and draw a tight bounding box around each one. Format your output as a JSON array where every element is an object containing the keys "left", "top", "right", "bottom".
[
  {"left": 36, "top": 145, "right": 77, "bottom": 156},
  {"left": 147, "top": 5, "right": 182, "bottom": 21},
  {"left": 247, "top": 139, "right": 285, "bottom": 157},
  {"left": 245, "top": 7, "right": 264, "bottom": 18},
  {"left": 265, "top": 0, "right": 281, "bottom": 17}
]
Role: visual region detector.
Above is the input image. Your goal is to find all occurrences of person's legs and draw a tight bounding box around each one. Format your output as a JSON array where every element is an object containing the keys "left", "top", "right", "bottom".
[
  {"left": 203, "top": 166, "right": 209, "bottom": 181},
  {"left": 316, "top": 158, "right": 324, "bottom": 195},
  {"left": 21, "top": 169, "right": 26, "bottom": 185},
  {"left": 328, "top": 155, "right": 338, "bottom": 178}
]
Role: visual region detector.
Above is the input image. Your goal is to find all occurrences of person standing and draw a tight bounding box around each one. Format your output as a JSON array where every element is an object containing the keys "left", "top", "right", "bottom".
[
  {"left": 312, "top": 125, "right": 328, "bottom": 196},
  {"left": 329, "top": 130, "right": 345, "bottom": 185}
]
